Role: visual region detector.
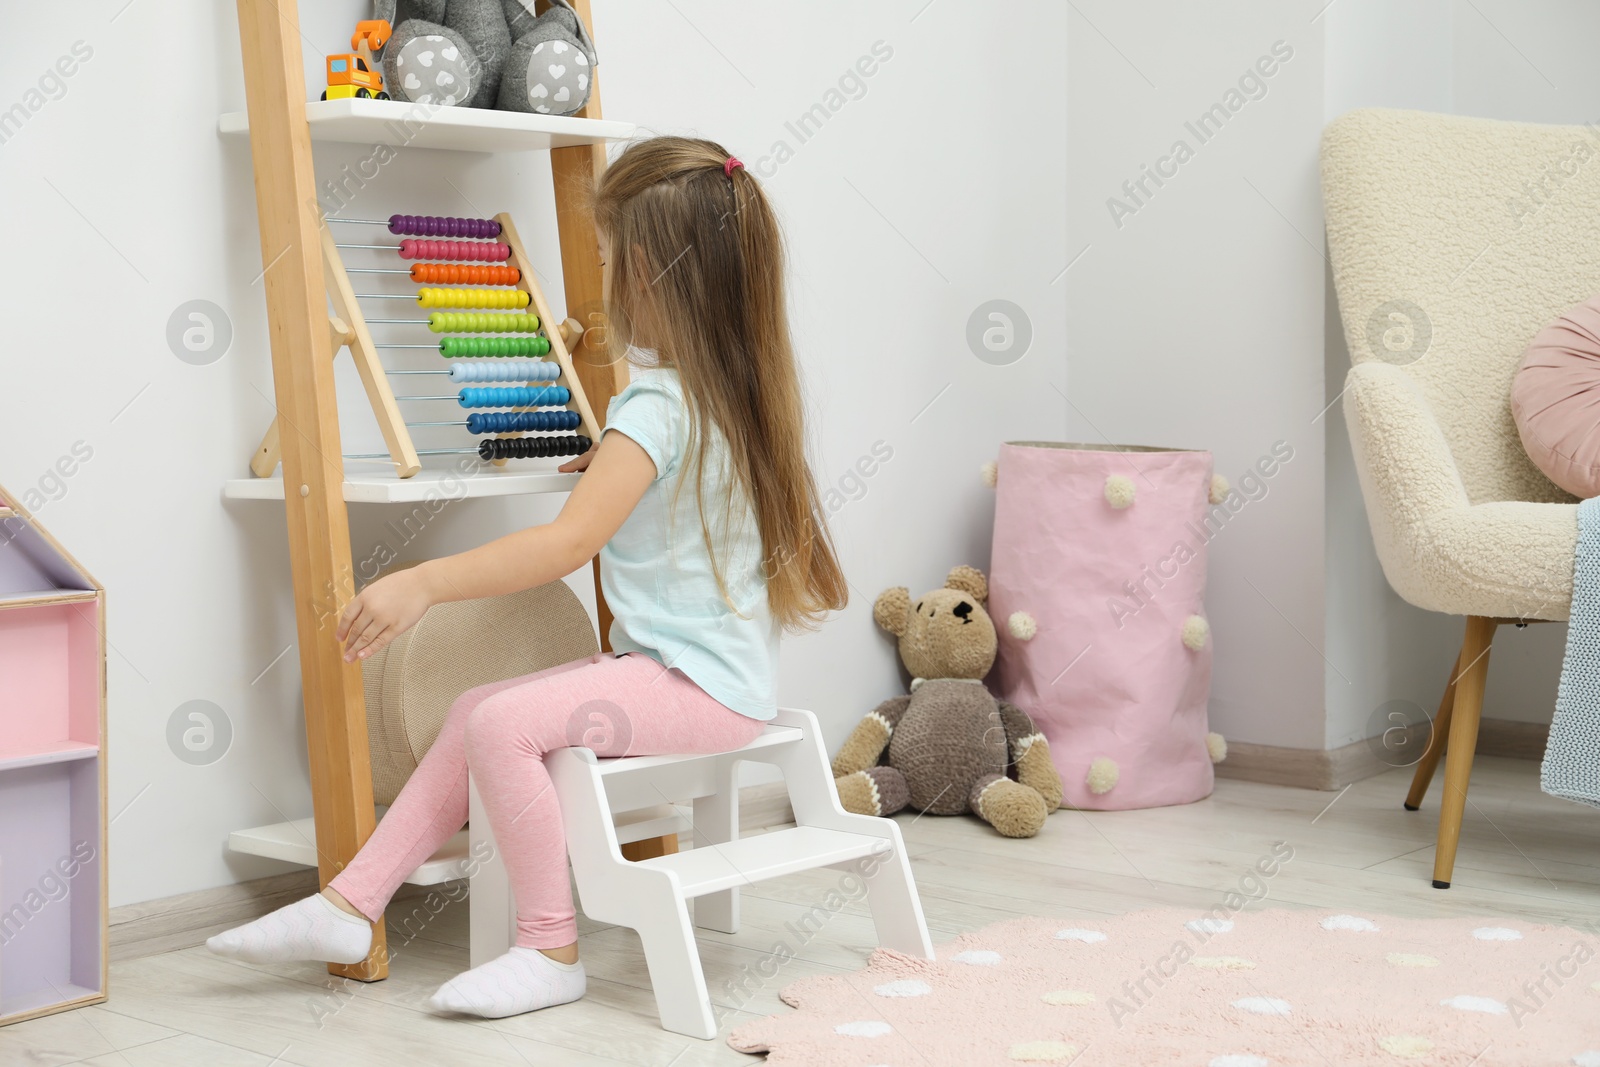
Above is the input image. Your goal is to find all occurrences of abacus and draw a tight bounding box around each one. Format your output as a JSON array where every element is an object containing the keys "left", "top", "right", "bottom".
[{"left": 249, "top": 211, "right": 599, "bottom": 480}]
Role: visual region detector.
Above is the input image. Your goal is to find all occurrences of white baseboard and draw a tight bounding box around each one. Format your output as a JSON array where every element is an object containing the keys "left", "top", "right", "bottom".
[
  {"left": 110, "top": 868, "right": 321, "bottom": 962},
  {"left": 1215, "top": 717, "right": 1548, "bottom": 791}
]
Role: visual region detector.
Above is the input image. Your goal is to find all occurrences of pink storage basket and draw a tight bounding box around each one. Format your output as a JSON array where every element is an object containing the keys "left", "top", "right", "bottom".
[{"left": 988, "top": 441, "right": 1223, "bottom": 811}]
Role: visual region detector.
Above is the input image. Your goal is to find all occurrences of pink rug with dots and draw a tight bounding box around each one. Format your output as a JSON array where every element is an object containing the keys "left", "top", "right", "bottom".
[{"left": 727, "top": 908, "right": 1599, "bottom": 1065}]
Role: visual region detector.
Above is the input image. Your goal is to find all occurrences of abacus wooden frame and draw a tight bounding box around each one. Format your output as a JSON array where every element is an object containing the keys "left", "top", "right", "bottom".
[{"left": 248, "top": 231, "right": 421, "bottom": 479}]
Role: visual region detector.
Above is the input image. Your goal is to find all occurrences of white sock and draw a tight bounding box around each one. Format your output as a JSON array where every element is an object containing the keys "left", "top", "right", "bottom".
[
  {"left": 206, "top": 893, "right": 372, "bottom": 965},
  {"left": 429, "top": 947, "right": 586, "bottom": 1019}
]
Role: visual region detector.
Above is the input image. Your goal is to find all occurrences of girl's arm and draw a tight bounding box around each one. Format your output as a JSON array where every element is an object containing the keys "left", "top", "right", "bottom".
[{"left": 335, "top": 431, "right": 655, "bottom": 662}]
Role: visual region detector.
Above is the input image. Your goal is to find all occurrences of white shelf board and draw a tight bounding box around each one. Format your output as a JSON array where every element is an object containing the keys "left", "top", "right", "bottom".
[
  {"left": 218, "top": 99, "right": 635, "bottom": 153},
  {"left": 0, "top": 740, "right": 98, "bottom": 772},
  {"left": 229, "top": 804, "right": 690, "bottom": 885},
  {"left": 597, "top": 726, "right": 802, "bottom": 776},
  {"left": 223, "top": 467, "right": 580, "bottom": 504},
  {"left": 639, "top": 826, "right": 885, "bottom": 898},
  {"left": 0, "top": 589, "right": 98, "bottom": 609},
  {"left": 1, "top": 982, "right": 102, "bottom": 1023},
  {"left": 230, "top": 818, "right": 471, "bottom": 886}
]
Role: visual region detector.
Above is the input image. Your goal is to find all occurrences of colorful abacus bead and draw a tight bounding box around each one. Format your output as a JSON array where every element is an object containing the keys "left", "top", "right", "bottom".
[
  {"left": 464, "top": 410, "right": 581, "bottom": 434},
  {"left": 439, "top": 336, "right": 550, "bottom": 357},
  {"left": 416, "top": 287, "right": 531, "bottom": 310},
  {"left": 427, "top": 311, "right": 541, "bottom": 333},
  {"left": 410, "top": 263, "right": 521, "bottom": 285},
  {"left": 446, "top": 360, "right": 560, "bottom": 383},
  {"left": 477, "top": 435, "right": 591, "bottom": 461},
  {"left": 388, "top": 215, "right": 502, "bottom": 238},
  {"left": 398, "top": 239, "right": 512, "bottom": 262},
  {"left": 457, "top": 385, "right": 572, "bottom": 408}
]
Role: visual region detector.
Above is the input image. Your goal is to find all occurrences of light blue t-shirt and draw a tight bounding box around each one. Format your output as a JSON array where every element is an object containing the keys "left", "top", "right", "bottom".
[{"left": 599, "top": 366, "right": 780, "bottom": 720}]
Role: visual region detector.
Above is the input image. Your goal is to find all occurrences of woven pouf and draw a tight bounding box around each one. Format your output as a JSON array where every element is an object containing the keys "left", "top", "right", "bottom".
[
  {"left": 986, "top": 441, "right": 1223, "bottom": 810},
  {"left": 362, "top": 576, "right": 598, "bottom": 805}
]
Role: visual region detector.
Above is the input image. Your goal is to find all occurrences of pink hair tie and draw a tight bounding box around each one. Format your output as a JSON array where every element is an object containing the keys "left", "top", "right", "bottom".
[{"left": 723, "top": 156, "right": 744, "bottom": 177}]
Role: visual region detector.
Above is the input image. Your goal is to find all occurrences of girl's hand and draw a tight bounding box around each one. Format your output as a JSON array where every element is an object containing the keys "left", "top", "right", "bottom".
[
  {"left": 558, "top": 442, "right": 599, "bottom": 473},
  {"left": 336, "top": 567, "right": 434, "bottom": 663}
]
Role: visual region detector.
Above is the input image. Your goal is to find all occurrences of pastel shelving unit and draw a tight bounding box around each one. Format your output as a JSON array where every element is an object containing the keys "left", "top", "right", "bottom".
[{"left": 0, "top": 482, "right": 107, "bottom": 1025}]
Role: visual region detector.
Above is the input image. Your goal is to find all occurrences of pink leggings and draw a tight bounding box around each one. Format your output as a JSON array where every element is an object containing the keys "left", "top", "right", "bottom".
[{"left": 329, "top": 651, "right": 766, "bottom": 949}]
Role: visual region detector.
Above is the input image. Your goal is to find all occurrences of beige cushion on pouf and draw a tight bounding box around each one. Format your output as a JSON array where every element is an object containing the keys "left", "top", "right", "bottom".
[{"left": 363, "top": 578, "right": 599, "bottom": 805}]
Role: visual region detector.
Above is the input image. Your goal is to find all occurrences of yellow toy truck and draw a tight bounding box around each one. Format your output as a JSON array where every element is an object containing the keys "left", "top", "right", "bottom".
[{"left": 321, "top": 20, "right": 392, "bottom": 101}]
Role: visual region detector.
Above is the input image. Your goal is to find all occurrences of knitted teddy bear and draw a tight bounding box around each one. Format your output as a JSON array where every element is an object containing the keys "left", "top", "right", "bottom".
[{"left": 832, "top": 566, "right": 1065, "bottom": 838}]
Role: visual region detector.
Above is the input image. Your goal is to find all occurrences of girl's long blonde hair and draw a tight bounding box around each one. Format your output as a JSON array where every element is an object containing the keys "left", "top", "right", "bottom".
[{"left": 592, "top": 136, "right": 847, "bottom": 631}]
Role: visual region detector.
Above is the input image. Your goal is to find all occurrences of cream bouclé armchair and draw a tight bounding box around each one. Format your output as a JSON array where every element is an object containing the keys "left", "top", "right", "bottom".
[{"left": 1321, "top": 107, "right": 1599, "bottom": 888}]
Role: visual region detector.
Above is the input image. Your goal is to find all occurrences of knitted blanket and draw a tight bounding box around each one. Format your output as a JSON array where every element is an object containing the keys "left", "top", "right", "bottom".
[{"left": 1543, "top": 495, "right": 1600, "bottom": 808}]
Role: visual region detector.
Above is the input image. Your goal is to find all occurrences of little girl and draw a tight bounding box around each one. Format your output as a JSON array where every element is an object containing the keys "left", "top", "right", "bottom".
[{"left": 208, "top": 136, "right": 847, "bottom": 1019}]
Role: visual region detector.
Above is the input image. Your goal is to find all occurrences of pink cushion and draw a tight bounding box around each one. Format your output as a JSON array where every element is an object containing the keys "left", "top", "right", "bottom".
[{"left": 1512, "top": 293, "right": 1600, "bottom": 499}]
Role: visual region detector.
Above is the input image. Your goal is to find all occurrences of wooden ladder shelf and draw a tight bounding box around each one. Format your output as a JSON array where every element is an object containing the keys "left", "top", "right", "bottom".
[{"left": 233, "top": 0, "right": 634, "bottom": 981}]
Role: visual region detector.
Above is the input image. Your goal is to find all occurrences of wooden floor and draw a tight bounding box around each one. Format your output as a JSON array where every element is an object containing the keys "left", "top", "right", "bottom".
[{"left": 4, "top": 756, "right": 1598, "bottom": 1066}]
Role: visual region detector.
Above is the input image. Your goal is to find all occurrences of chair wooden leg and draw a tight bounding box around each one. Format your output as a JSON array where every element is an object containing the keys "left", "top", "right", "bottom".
[
  {"left": 1432, "top": 615, "right": 1496, "bottom": 889},
  {"left": 1404, "top": 643, "right": 1465, "bottom": 810},
  {"left": 621, "top": 835, "right": 678, "bottom": 861}
]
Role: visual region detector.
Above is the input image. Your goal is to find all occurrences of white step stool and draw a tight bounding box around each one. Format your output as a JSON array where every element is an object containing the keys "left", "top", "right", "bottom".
[{"left": 467, "top": 707, "right": 934, "bottom": 1039}]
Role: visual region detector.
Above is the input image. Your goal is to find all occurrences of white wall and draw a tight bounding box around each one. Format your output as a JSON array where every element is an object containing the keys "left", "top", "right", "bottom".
[
  {"left": 0, "top": 1, "right": 1065, "bottom": 908},
  {"left": 1452, "top": 0, "right": 1600, "bottom": 123},
  {"left": 1320, "top": 0, "right": 1598, "bottom": 746},
  {"left": 1067, "top": 2, "right": 1329, "bottom": 749},
  {"left": 1067, "top": 0, "right": 1588, "bottom": 756},
  {"left": 1320, "top": 0, "right": 1461, "bottom": 749}
]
